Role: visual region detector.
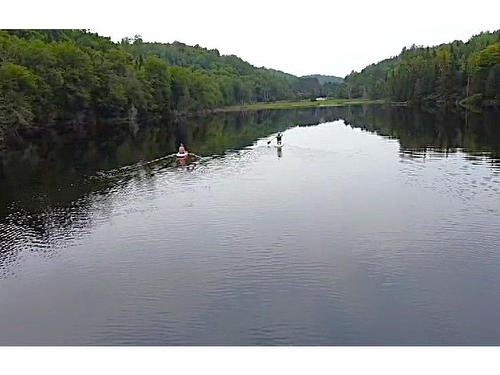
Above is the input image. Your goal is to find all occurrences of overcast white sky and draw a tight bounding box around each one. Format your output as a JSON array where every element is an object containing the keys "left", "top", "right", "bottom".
[{"left": 3, "top": 0, "right": 500, "bottom": 77}]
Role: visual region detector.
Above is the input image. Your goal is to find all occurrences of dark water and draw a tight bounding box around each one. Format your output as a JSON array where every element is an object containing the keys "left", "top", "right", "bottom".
[{"left": 1, "top": 105, "right": 500, "bottom": 345}]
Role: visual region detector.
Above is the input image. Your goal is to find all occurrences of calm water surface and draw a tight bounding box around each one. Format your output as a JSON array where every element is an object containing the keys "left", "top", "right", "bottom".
[{"left": 1, "top": 105, "right": 500, "bottom": 345}]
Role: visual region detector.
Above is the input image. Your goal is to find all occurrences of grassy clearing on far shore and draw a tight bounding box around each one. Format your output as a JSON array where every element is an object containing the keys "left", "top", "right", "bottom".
[{"left": 217, "top": 98, "right": 388, "bottom": 112}]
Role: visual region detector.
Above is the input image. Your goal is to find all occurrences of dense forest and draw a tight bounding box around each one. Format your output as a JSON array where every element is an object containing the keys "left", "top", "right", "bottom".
[
  {"left": 1, "top": 29, "right": 499, "bottom": 149},
  {"left": 341, "top": 30, "right": 500, "bottom": 107},
  {"left": 0, "top": 29, "right": 327, "bottom": 145}
]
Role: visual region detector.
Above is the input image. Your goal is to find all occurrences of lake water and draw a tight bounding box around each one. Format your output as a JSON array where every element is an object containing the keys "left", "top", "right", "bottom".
[{"left": 1, "top": 105, "right": 500, "bottom": 345}]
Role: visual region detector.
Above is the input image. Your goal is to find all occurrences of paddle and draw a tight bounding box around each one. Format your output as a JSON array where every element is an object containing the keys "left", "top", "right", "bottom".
[{"left": 267, "top": 135, "right": 277, "bottom": 145}]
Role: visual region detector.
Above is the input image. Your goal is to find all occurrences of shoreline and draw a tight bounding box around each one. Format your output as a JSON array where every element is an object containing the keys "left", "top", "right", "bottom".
[
  {"left": 193, "top": 98, "right": 392, "bottom": 115},
  {"left": 3, "top": 98, "right": 498, "bottom": 153},
  {"left": 1, "top": 99, "right": 385, "bottom": 152}
]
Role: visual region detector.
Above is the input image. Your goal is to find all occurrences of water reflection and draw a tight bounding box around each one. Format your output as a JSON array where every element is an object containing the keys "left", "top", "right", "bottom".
[
  {"left": 1, "top": 106, "right": 500, "bottom": 256},
  {"left": 339, "top": 105, "right": 500, "bottom": 161},
  {"left": 1, "top": 105, "right": 500, "bottom": 344}
]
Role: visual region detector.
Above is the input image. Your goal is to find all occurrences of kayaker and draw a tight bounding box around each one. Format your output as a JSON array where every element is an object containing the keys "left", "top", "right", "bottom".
[
  {"left": 178, "top": 143, "right": 187, "bottom": 154},
  {"left": 276, "top": 132, "right": 282, "bottom": 145}
]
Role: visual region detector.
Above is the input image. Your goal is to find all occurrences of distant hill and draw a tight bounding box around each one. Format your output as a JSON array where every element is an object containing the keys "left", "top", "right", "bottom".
[
  {"left": 342, "top": 30, "right": 500, "bottom": 106},
  {"left": 302, "top": 74, "right": 344, "bottom": 85},
  {"left": 0, "top": 29, "right": 329, "bottom": 142}
]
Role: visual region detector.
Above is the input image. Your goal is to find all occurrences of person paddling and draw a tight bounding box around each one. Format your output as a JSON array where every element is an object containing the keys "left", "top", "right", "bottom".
[
  {"left": 267, "top": 132, "right": 283, "bottom": 145},
  {"left": 178, "top": 143, "right": 187, "bottom": 155}
]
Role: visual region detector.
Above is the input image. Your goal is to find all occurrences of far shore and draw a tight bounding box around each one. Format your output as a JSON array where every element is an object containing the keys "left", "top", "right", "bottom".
[
  {"left": 175, "top": 98, "right": 394, "bottom": 117},
  {"left": 211, "top": 98, "right": 391, "bottom": 113}
]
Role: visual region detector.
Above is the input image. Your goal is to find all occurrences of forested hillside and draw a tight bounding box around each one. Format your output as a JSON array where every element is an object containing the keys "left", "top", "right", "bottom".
[
  {"left": 121, "top": 36, "right": 327, "bottom": 105},
  {"left": 2, "top": 29, "right": 499, "bottom": 148},
  {"left": 341, "top": 30, "right": 500, "bottom": 106},
  {"left": 302, "top": 74, "right": 343, "bottom": 85},
  {"left": 0, "top": 29, "right": 322, "bottom": 143}
]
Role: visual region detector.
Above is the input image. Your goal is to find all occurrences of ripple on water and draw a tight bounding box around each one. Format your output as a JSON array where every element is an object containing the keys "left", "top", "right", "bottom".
[{"left": 2, "top": 121, "right": 500, "bottom": 345}]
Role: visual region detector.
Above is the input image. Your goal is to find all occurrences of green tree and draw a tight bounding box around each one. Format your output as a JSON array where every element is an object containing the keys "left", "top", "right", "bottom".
[{"left": 0, "top": 63, "right": 39, "bottom": 133}]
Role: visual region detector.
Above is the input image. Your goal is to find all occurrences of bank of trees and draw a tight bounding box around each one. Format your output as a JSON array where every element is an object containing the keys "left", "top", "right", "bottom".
[
  {"left": 0, "top": 29, "right": 322, "bottom": 141},
  {"left": 341, "top": 30, "right": 500, "bottom": 106},
  {"left": 2, "top": 29, "right": 499, "bottom": 146}
]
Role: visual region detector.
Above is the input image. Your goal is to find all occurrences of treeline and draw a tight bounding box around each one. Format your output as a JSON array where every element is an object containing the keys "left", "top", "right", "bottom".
[
  {"left": 0, "top": 29, "right": 325, "bottom": 143},
  {"left": 121, "top": 37, "right": 326, "bottom": 106},
  {"left": 339, "top": 30, "right": 500, "bottom": 107}
]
